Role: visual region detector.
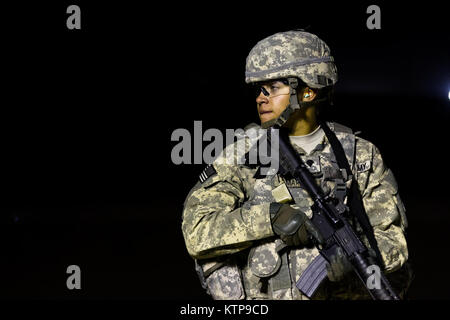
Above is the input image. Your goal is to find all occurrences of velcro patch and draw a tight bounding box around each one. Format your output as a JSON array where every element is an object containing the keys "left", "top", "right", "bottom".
[
  {"left": 271, "top": 183, "right": 294, "bottom": 204},
  {"left": 199, "top": 164, "right": 217, "bottom": 183},
  {"left": 305, "top": 155, "right": 321, "bottom": 174},
  {"left": 356, "top": 160, "right": 371, "bottom": 173}
]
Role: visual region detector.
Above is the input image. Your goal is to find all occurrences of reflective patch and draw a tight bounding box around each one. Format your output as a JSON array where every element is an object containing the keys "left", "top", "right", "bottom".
[
  {"left": 199, "top": 164, "right": 217, "bottom": 183},
  {"left": 356, "top": 160, "right": 371, "bottom": 173}
]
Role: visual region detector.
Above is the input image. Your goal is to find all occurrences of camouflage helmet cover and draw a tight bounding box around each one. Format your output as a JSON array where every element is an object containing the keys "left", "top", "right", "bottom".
[{"left": 245, "top": 30, "right": 338, "bottom": 89}]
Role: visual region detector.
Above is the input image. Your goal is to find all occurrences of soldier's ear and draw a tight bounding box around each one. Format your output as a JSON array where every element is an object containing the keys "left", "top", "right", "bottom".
[{"left": 301, "top": 87, "right": 317, "bottom": 101}]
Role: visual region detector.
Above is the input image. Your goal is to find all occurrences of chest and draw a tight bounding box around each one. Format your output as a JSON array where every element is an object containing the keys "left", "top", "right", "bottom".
[{"left": 242, "top": 150, "right": 352, "bottom": 214}]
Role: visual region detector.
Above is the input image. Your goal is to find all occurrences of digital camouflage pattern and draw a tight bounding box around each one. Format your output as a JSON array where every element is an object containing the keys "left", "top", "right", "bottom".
[
  {"left": 245, "top": 31, "right": 338, "bottom": 88},
  {"left": 182, "top": 122, "right": 411, "bottom": 300},
  {"left": 203, "top": 261, "right": 245, "bottom": 300}
]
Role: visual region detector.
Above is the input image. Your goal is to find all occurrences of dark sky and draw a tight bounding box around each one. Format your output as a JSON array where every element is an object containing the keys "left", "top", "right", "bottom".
[{"left": 0, "top": 0, "right": 449, "bottom": 303}]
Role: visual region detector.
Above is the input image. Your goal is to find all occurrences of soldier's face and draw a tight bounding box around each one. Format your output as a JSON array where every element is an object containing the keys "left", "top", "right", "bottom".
[{"left": 255, "top": 80, "right": 291, "bottom": 124}]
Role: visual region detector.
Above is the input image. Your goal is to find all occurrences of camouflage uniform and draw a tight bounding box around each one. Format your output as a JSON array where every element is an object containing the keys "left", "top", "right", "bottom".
[
  {"left": 181, "top": 31, "right": 412, "bottom": 299},
  {"left": 182, "top": 122, "right": 411, "bottom": 299}
]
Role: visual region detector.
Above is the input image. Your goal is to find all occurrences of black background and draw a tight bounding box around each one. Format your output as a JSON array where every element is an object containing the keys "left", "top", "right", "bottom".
[{"left": 0, "top": 0, "right": 449, "bottom": 301}]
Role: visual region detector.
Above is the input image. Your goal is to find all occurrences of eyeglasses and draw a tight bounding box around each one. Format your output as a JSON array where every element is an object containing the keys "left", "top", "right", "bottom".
[{"left": 253, "top": 82, "right": 290, "bottom": 99}]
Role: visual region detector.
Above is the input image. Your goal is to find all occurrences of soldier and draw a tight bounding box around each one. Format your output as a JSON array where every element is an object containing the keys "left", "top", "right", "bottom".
[{"left": 181, "top": 30, "right": 412, "bottom": 300}]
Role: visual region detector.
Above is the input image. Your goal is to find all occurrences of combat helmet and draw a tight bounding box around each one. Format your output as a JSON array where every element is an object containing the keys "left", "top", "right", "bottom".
[{"left": 245, "top": 30, "right": 337, "bottom": 127}]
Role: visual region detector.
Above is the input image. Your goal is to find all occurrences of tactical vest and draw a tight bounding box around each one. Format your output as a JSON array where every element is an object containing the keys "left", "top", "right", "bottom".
[{"left": 196, "top": 122, "right": 372, "bottom": 300}]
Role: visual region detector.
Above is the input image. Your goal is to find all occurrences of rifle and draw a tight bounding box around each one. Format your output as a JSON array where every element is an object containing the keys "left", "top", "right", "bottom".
[{"left": 267, "top": 125, "right": 400, "bottom": 300}]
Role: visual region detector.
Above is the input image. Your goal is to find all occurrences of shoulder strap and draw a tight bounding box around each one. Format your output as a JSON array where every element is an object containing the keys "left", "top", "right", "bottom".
[
  {"left": 330, "top": 122, "right": 353, "bottom": 135},
  {"left": 320, "top": 121, "right": 384, "bottom": 267}
]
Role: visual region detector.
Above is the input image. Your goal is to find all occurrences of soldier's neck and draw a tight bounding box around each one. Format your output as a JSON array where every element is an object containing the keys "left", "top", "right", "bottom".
[{"left": 284, "top": 108, "right": 319, "bottom": 136}]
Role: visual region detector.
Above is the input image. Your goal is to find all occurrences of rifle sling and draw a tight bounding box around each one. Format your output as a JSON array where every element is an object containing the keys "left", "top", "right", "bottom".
[{"left": 319, "top": 121, "right": 384, "bottom": 268}]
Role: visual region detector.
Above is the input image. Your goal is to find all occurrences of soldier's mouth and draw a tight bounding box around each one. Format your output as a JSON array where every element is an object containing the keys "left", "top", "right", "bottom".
[{"left": 260, "top": 112, "right": 275, "bottom": 121}]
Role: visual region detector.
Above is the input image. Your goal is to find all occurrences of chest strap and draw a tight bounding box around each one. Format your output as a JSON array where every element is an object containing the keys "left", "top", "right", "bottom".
[{"left": 320, "top": 121, "right": 384, "bottom": 268}]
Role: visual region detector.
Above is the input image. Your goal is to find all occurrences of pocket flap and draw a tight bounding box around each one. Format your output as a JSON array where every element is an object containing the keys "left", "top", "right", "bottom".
[{"left": 248, "top": 242, "right": 281, "bottom": 278}]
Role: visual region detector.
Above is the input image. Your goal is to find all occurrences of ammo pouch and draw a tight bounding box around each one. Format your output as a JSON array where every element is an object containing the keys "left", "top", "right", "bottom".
[
  {"left": 195, "top": 257, "right": 245, "bottom": 300},
  {"left": 248, "top": 240, "right": 292, "bottom": 295}
]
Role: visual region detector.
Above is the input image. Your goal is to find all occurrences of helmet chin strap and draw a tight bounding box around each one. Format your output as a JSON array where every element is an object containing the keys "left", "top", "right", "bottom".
[{"left": 261, "top": 77, "right": 328, "bottom": 129}]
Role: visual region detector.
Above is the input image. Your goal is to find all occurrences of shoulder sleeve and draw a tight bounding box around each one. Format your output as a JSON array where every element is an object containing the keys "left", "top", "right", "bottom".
[
  {"left": 354, "top": 138, "right": 409, "bottom": 273},
  {"left": 181, "top": 144, "right": 274, "bottom": 260}
]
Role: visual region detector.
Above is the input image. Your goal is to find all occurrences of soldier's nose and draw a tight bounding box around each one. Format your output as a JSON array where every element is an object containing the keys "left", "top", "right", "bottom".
[{"left": 256, "top": 93, "right": 269, "bottom": 104}]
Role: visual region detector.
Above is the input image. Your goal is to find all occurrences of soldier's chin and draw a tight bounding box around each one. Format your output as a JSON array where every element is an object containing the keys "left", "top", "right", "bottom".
[{"left": 260, "top": 113, "right": 275, "bottom": 123}]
